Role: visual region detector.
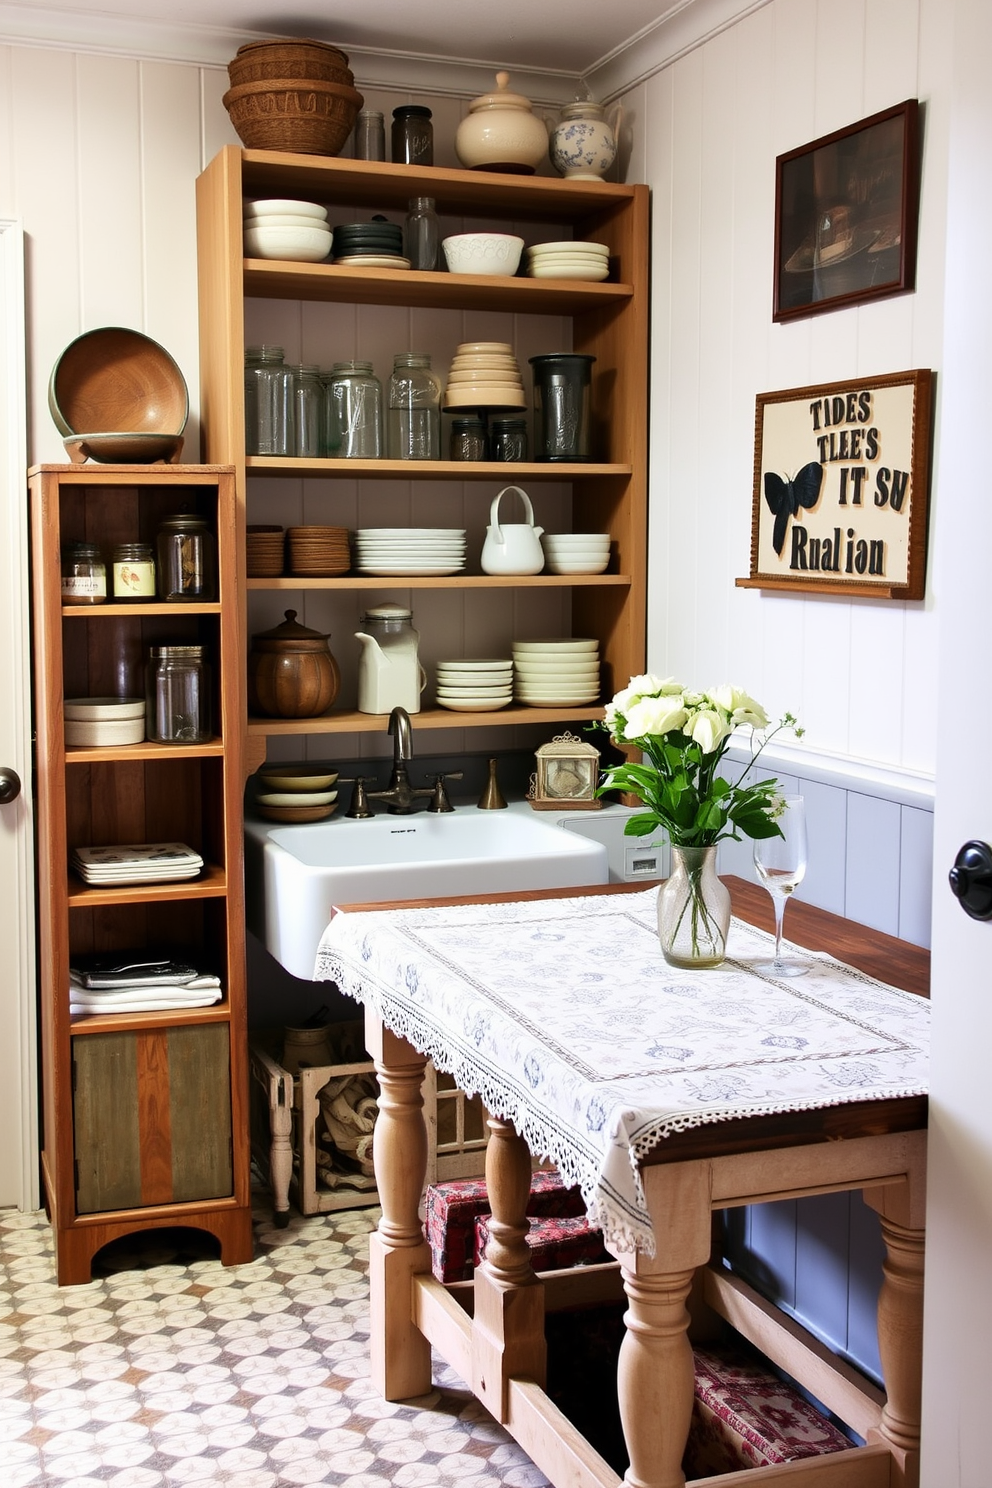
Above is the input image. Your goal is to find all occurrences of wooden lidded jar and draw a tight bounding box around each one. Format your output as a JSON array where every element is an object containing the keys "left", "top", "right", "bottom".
[{"left": 248, "top": 609, "right": 340, "bottom": 718}]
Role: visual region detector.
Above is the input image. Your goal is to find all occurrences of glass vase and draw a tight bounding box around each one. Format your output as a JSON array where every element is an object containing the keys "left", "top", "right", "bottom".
[{"left": 657, "top": 845, "right": 731, "bottom": 969}]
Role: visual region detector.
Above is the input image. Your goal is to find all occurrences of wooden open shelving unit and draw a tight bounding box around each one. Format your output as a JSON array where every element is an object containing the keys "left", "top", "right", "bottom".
[
  {"left": 195, "top": 146, "right": 649, "bottom": 767},
  {"left": 29, "top": 463, "right": 254, "bottom": 1285}
]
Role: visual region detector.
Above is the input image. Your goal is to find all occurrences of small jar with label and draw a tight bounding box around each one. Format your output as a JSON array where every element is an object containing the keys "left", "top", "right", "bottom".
[
  {"left": 156, "top": 515, "right": 217, "bottom": 602},
  {"left": 112, "top": 543, "right": 156, "bottom": 601},
  {"left": 450, "top": 416, "right": 487, "bottom": 461},
  {"left": 145, "top": 644, "right": 212, "bottom": 743},
  {"left": 61, "top": 543, "right": 106, "bottom": 604},
  {"left": 391, "top": 105, "right": 433, "bottom": 166}
]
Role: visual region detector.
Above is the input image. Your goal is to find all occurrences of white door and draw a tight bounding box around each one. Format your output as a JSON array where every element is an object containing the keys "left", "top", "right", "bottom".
[
  {"left": 919, "top": 0, "right": 992, "bottom": 1480},
  {"left": 0, "top": 220, "right": 38, "bottom": 1211}
]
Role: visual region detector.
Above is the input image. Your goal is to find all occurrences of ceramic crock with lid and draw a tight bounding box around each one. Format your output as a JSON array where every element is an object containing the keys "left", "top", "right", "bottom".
[
  {"left": 248, "top": 608, "right": 340, "bottom": 718},
  {"left": 454, "top": 71, "right": 548, "bottom": 174}
]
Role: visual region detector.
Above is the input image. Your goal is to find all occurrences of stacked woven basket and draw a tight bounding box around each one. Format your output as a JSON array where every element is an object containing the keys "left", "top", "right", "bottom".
[{"left": 223, "top": 38, "right": 363, "bottom": 156}]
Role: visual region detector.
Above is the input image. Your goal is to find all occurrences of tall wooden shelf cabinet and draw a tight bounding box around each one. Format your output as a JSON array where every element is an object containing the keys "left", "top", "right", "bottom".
[
  {"left": 29, "top": 463, "right": 254, "bottom": 1285},
  {"left": 195, "top": 146, "right": 649, "bottom": 766}
]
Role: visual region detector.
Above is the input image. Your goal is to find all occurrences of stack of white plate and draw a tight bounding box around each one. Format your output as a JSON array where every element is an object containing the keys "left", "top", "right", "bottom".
[
  {"left": 443, "top": 341, "right": 526, "bottom": 411},
  {"left": 71, "top": 841, "right": 204, "bottom": 886},
  {"left": 243, "top": 199, "right": 332, "bottom": 263},
  {"left": 353, "top": 528, "right": 467, "bottom": 576},
  {"left": 435, "top": 658, "right": 513, "bottom": 712},
  {"left": 64, "top": 697, "right": 145, "bottom": 747},
  {"left": 525, "top": 241, "right": 610, "bottom": 282},
  {"left": 512, "top": 638, "right": 601, "bottom": 706},
  {"left": 541, "top": 533, "right": 611, "bottom": 575}
]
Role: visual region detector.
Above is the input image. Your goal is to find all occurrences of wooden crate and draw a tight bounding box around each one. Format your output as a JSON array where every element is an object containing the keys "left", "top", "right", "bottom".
[{"left": 249, "top": 1025, "right": 489, "bottom": 1222}]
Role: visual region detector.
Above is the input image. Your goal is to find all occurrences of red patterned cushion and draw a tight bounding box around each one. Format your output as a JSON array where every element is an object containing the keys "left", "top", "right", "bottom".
[
  {"left": 683, "top": 1346, "right": 852, "bottom": 1477},
  {"left": 425, "top": 1170, "right": 586, "bottom": 1281},
  {"left": 474, "top": 1213, "right": 609, "bottom": 1271}
]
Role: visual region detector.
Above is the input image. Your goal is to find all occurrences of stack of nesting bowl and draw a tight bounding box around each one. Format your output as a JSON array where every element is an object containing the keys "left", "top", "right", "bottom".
[
  {"left": 255, "top": 761, "right": 340, "bottom": 823},
  {"left": 244, "top": 199, "right": 332, "bottom": 263},
  {"left": 49, "top": 326, "right": 188, "bottom": 464},
  {"left": 223, "top": 38, "right": 363, "bottom": 156},
  {"left": 541, "top": 532, "right": 612, "bottom": 574}
]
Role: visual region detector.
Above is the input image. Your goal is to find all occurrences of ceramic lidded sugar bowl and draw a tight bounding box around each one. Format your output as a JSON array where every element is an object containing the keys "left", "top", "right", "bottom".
[
  {"left": 549, "top": 99, "right": 620, "bottom": 181},
  {"left": 454, "top": 71, "right": 548, "bottom": 174},
  {"left": 248, "top": 609, "right": 340, "bottom": 718}
]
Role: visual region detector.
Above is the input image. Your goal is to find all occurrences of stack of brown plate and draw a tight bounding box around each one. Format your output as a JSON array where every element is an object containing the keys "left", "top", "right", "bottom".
[
  {"left": 287, "top": 525, "right": 351, "bottom": 576},
  {"left": 246, "top": 525, "right": 285, "bottom": 577},
  {"left": 443, "top": 341, "right": 527, "bottom": 411}
]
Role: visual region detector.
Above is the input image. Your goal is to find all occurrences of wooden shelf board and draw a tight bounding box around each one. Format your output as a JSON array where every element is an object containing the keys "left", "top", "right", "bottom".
[
  {"left": 62, "top": 601, "right": 221, "bottom": 618},
  {"left": 29, "top": 463, "right": 235, "bottom": 482},
  {"left": 244, "top": 260, "right": 632, "bottom": 312},
  {"left": 67, "top": 860, "right": 228, "bottom": 907},
  {"left": 65, "top": 739, "right": 225, "bottom": 763},
  {"left": 248, "top": 574, "right": 630, "bottom": 591},
  {"left": 248, "top": 705, "right": 606, "bottom": 736},
  {"left": 246, "top": 457, "right": 631, "bottom": 480},
  {"left": 70, "top": 1005, "right": 232, "bottom": 1036}
]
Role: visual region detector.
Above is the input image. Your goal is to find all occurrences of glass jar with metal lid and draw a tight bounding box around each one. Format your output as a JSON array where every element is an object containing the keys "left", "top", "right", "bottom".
[
  {"left": 156, "top": 514, "right": 217, "bottom": 602},
  {"left": 323, "top": 361, "right": 383, "bottom": 458},
  {"left": 489, "top": 415, "right": 529, "bottom": 462},
  {"left": 145, "top": 644, "right": 212, "bottom": 743},
  {"left": 391, "top": 104, "right": 433, "bottom": 166},
  {"left": 61, "top": 542, "right": 106, "bottom": 604},
  {"left": 111, "top": 542, "right": 155, "bottom": 601},
  {"left": 450, "top": 416, "right": 487, "bottom": 461}
]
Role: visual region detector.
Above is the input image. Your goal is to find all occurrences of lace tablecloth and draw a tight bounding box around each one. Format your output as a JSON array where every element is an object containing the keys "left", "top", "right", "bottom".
[{"left": 314, "top": 888, "right": 930, "bottom": 1254}]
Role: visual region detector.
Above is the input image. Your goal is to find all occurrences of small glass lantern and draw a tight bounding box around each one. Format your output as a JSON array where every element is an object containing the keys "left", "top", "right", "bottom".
[{"left": 528, "top": 732, "right": 602, "bottom": 810}]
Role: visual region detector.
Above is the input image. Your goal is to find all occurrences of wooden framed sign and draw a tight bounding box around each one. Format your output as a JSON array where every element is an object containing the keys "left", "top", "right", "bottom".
[{"left": 737, "top": 369, "right": 933, "bottom": 599}]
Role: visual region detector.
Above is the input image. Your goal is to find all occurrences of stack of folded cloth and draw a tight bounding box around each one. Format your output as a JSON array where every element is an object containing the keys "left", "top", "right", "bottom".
[{"left": 69, "top": 952, "right": 222, "bottom": 1016}]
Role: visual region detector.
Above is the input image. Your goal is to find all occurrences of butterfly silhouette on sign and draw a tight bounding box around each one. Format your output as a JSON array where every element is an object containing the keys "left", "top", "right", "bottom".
[{"left": 763, "top": 461, "right": 824, "bottom": 556}]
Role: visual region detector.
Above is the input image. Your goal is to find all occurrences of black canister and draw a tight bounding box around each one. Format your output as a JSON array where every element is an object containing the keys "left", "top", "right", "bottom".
[
  {"left": 529, "top": 353, "right": 596, "bottom": 462},
  {"left": 391, "top": 105, "right": 433, "bottom": 166},
  {"left": 156, "top": 514, "right": 217, "bottom": 602}
]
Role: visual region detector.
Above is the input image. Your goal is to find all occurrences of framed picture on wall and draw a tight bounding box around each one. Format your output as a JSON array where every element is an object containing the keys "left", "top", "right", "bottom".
[
  {"left": 773, "top": 99, "right": 920, "bottom": 323},
  {"left": 736, "top": 368, "right": 934, "bottom": 599}
]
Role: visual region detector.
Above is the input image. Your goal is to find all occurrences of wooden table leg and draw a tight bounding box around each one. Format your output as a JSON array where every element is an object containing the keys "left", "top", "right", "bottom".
[
  {"left": 367, "top": 1014, "right": 433, "bottom": 1401},
  {"left": 472, "top": 1115, "right": 547, "bottom": 1422},
  {"left": 618, "top": 1161, "right": 714, "bottom": 1488},
  {"left": 864, "top": 1132, "right": 927, "bottom": 1488},
  {"left": 268, "top": 1066, "right": 294, "bottom": 1226}
]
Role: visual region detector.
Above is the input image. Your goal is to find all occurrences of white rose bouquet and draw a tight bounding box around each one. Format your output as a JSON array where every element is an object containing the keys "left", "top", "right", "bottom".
[{"left": 598, "top": 675, "right": 802, "bottom": 847}]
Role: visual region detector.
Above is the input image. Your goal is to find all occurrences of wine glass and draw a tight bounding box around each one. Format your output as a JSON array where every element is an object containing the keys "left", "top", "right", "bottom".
[{"left": 753, "top": 795, "right": 808, "bottom": 976}]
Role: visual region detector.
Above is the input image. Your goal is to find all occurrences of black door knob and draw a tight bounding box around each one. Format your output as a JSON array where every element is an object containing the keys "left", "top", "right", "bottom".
[
  {"left": 949, "top": 840, "right": 992, "bottom": 920},
  {"left": 0, "top": 766, "right": 20, "bottom": 804}
]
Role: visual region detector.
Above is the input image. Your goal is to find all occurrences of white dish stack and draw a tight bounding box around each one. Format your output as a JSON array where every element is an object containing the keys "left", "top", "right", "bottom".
[
  {"left": 353, "top": 527, "right": 467, "bottom": 576},
  {"left": 71, "top": 842, "right": 204, "bottom": 887},
  {"left": 435, "top": 658, "right": 513, "bottom": 711},
  {"left": 512, "top": 637, "right": 601, "bottom": 707},
  {"left": 541, "top": 533, "right": 611, "bottom": 575},
  {"left": 64, "top": 697, "right": 145, "bottom": 747},
  {"left": 525, "top": 240, "right": 610, "bottom": 282},
  {"left": 243, "top": 199, "right": 332, "bottom": 263}
]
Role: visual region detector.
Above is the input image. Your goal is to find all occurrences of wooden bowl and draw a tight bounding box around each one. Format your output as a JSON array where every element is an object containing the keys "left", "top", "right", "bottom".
[
  {"left": 222, "top": 77, "right": 363, "bottom": 157},
  {"left": 256, "top": 801, "right": 336, "bottom": 823},
  {"left": 49, "top": 327, "right": 188, "bottom": 438}
]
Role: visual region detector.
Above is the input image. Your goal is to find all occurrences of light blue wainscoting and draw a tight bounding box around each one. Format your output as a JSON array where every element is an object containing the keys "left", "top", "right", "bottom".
[{"left": 714, "top": 742, "right": 933, "bottom": 1385}]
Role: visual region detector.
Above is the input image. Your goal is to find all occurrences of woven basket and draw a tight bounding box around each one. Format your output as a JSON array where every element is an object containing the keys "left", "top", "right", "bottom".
[
  {"left": 223, "top": 77, "right": 364, "bottom": 156},
  {"left": 229, "top": 38, "right": 353, "bottom": 87}
]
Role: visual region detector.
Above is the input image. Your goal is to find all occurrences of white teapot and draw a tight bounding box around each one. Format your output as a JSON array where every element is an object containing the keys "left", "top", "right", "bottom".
[
  {"left": 481, "top": 486, "right": 545, "bottom": 575},
  {"left": 549, "top": 98, "right": 622, "bottom": 182}
]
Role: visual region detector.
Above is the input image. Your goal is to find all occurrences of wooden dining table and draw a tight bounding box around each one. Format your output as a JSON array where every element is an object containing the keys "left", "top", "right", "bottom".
[{"left": 321, "top": 877, "right": 929, "bottom": 1488}]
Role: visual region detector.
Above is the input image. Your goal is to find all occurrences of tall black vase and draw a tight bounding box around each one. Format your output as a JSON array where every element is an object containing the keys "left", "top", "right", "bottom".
[{"left": 529, "top": 353, "right": 596, "bottom": 461}]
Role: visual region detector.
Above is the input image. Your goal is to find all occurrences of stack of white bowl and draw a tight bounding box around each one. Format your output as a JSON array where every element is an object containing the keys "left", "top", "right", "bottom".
[
  {"left": 443, "top": 341, "right": 526, "bottom": 410},
  {"left": 512, "top": 638, "right": 601, "bottom": 707},
  {"left": 353, "top": 527, "right": 466, "bottom": 576},
  {"left": 435, "top": 658, "right": 513, "bottom": 712},
  {"left": 541, "top": 532, "right": 611, "bottom": 575},
  {"left": 243, "top": 199, "right": 333, "bottom": 263},
  {"left": 64, "top": 697, "right": 145, "bottom": 748},
  {"left": 525, "top": 240, "right": 610, "bottom": 282}
]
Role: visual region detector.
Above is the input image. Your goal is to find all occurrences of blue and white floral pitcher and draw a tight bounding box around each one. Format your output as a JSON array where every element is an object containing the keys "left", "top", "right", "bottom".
[{"left": 549, "top": 99, "right": 622, "bottom": 182}]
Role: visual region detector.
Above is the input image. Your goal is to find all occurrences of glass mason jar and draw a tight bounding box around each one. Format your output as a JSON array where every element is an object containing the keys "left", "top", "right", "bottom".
[
  {"left": 387, "top": 352, "right": 441, "bottom": 460},
  {"left": 489, "top": 415, "right": 529, "bottom": 461},
  {"left": 450, "top": 415, "right": 487, "bottom": 461},
  {"left": 111, "top": 543, "right": 155, "bottom": 601},
  {"left": 252, "top": 345, "right": 293, "bottom": 457},
  {"left": 657, "top": 845, "right": 732, "bottom": 969},
  {"left": 156, "top": 514, "right": 217, "bottom": 602},
  {"left": 391, "top": 105, "right": 433, "bottom": 166},
  {"left": 323, "top": 360, "right": 383, "bottom": 458},
  {"left": 354, "top": 108, "right": 385, "bottom": 161},
  {"left": 61, "top": 542, "right": 106, "bottom": 604},
  {"left": 243, "top": 345, "right": 263, "bottom": 454},
  {"left": 145, "top": 644, "right": 212, "bottom": 744},
  {"left": 291, "top": 363, "right": 322, "bottom": 458},
  {"left": 404, "top": 196, "right": 440, "bottom": 271}
]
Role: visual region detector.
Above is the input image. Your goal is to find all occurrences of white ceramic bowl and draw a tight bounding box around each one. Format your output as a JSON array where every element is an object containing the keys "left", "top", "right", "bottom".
[
  {"left": 513, "top": 637, "right": 599, "bottom": 654},
  {"left": 243, "top": 224, "right": 333, "bottom": 263},
  {"left": 543, "top": 532, "right": 611, "bottom": 546},
  {"left": 257, "top": 768, "right": 339, "bottom": 791},
  {"left": 257, "top": 789, "right": 338, "bottom": 807},
  {"left": 437, "top": 696, "right": 512, "bottom": 711},
  {"left": 526, "top": 240, "right": 609, "bottom": 256},
  {"left": 545, "top": 556, "right": 611, "bottom": 574},
  {"left": 244, "top": 198, "right": 329, "bottom": 221},
  {"left": 437, "top": 659, "right": 513, "bottom": 672},
  {"left": 243, "top": 213, "right": 329, "bottom": 229},
  {"left": 442, "top": 233, "right": 525, "bottom": 276},
  {"left": 63, "top": 696, "right": 145, "bottom": 721},
  {"left": 527, "top": 261, "right": 610, "bottom": 281},
  {"left": 65, "top": 717, "right": 145, "bottom": 747}
]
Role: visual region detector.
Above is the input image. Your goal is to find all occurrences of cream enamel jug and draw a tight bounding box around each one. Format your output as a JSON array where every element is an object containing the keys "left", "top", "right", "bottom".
[
  {"left": 481, "top": 486, "right": 545, "bottom": 575},
  {"left": 355, "top": 605, "right": 427, "bottom": 714}
]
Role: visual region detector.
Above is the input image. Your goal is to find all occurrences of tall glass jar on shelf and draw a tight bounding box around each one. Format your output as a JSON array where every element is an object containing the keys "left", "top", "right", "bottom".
[
  {"left": 323, "top": 361, "right": 383, "bottom": 458},
  {"left": 250, "top": 345, "right": 293, "bottom": 457},
  {"left": 291, "top": 364, "right": 322, "bottom": 458},
  {"left": 387, "top": 352, "right": 441, "bottom": 460}
]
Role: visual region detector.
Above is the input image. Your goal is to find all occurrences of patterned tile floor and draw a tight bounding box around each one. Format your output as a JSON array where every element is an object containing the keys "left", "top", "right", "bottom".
[{"left": 0, "top": 1195, "right": 552, "bottom": 1488}]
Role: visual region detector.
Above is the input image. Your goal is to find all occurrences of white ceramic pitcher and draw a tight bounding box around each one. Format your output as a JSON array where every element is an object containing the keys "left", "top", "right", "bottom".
[
  {"left": 480, "top": 486, "right": 545, "bottom": 575},
  {"left": 354, "top": 605, "right": 427, "bottom": 714}
]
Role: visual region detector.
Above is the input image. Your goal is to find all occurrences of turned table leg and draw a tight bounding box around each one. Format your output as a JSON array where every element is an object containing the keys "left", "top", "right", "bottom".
[
  {"left": 472, "top": 1115, "right": 546, "bottom": 1422},
  {"left": 267, "top": 1066, "right": 294, "bottom": 1226},
  {"left": 618, "top": 1161, "right": 713, "bottom": 1488},
  {"left": 367, "top": 1014, "right": 432, "bottom": 1401}
]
